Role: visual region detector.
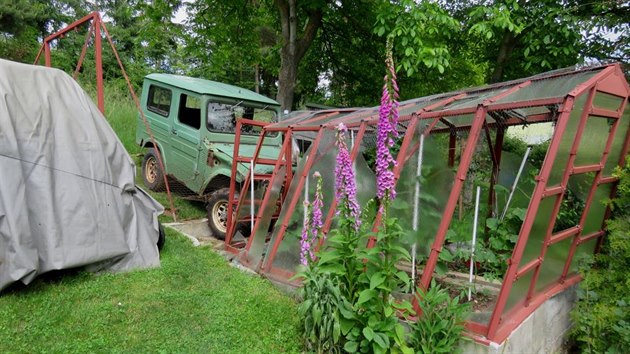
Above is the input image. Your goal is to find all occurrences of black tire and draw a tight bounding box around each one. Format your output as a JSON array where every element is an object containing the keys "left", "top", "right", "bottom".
[
  {"left": 157, "top": 223, "right": 165, "bottom": 251},
  {"left": 206, "top": 188, "right": 252, "bottom": 240},
  {"left": 142, "top": 148, "right": 166, "bottom": 192}
]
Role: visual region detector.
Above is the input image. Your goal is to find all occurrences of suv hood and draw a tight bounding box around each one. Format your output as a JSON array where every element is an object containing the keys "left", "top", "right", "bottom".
[{"left": 210, "top": 143, "right": 281, "bottom": 177}]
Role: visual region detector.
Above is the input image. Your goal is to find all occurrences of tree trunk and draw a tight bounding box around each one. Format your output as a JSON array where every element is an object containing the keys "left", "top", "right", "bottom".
[
  {"left": 275, "top": 0, "right": 323, "bottom": 111},
  {"left": 489, "top": 30, "right": 517, "bottom": 83}
]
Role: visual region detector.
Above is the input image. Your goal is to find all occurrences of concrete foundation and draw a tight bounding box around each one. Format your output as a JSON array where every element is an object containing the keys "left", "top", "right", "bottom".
[{"left": 461, "top": 286, "right": 577, "bottom": 354}]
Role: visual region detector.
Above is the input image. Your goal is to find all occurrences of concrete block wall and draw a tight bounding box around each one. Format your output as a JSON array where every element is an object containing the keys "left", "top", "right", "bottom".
[{"left": 461, "top": 286, "right": 577, "bottom": 354}]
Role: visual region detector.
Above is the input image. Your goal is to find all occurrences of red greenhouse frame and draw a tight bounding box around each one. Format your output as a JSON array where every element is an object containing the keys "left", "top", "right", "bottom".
[{"left": 226, "top": 64, "right": 630, "bottom": 344}]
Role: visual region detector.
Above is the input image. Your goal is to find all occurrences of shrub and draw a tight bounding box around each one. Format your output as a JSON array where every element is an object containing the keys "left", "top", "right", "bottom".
[
  {"left": 571, "top": 157, "right": 630, "bottom": 353},
  {"left": 409, "top": 280, "right": 470, "bottom": 354}
]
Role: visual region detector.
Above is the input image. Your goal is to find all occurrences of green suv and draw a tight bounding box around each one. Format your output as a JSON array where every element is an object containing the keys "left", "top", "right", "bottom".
[{"left": 136, "top": 74, "right": 282, "bottom": 239}]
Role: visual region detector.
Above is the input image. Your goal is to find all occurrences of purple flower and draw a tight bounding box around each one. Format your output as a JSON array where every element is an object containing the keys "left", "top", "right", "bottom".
[
  {"left": 300, "top": 200, "right": 312, "bottom": 266},
  {"left": 376, "top": 46, "right": 400, "bottom": 203},
  {"left": 311, "top": 172, "right": 324, "bottom": 245},
  {"left": 299, "top": 172, "right": 325, "bottom": 266},
  {"left": 335, "top": 123, "right": 361, "bottom": 229}
]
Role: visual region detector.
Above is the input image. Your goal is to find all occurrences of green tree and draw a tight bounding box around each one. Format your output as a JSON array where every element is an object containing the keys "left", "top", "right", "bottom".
[{"left": 185, "top": 0, "right": 278, "bottom": 97}]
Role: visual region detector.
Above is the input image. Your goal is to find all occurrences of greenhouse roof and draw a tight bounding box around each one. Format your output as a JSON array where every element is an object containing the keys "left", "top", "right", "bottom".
[{"left": 274, "top": 64, "right": 625, "bottom": 131}]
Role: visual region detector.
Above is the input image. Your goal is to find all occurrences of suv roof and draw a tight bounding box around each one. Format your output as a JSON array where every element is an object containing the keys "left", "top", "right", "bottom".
[{"left": 145, "top": 73, "right": 280, "bottom": 106}]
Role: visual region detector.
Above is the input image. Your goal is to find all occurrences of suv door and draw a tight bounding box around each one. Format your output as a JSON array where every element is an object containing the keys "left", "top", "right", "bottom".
[
  {"left": 170, "top": 92, "right": 203, "bottom": 191},
  {"left": 145, "top": 84, "right": 173, "bottom": 154}
]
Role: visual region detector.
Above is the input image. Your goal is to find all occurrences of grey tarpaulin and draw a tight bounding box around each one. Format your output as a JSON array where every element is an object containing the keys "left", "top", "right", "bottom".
[{"left": 0, "top": 59, "right": 164, "bottom": 291}]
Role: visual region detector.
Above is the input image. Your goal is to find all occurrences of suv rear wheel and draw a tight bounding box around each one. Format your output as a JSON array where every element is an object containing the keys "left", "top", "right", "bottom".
[{"left": 142, "top": 148, "right": 166, "bottom": 192}]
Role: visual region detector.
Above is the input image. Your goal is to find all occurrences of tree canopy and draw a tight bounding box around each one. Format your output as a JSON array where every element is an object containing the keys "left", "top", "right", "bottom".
[{"left": 0, "top": 0, "right": 627, "bottom": 108}]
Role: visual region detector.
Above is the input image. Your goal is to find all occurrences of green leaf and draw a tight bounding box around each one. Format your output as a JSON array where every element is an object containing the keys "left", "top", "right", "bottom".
[
  {"left": 439, "top": 250, "right": 454, "bottom": 262},
  {"left": 312, "top": 305, "right": 322, "bottom": 325},
  {"left": 370, "top": 272, "right": 386, "bottom": 290},
  {"left": 363, "top": 326, "right": 375, "bottom": 341},
  {"left": 486, "top": 218, "right": 499, "bottom": 230},
  {"left": 317, "top": 250, "right": 341, "bottom": 265},
  {"left": 396, "top": 270, "right": 411, "bottom": 285},
  {"left": 298, "top": 299, "right": 312, "bottom": 314},
  {"left": 344, "top": 341, "right": 359, "bottom": 352},
  {"left": 373, "top": 342, "right": 386, "bottom": 354},
  {"left": 333, "top": 321, "right": 341, "bottom": 343},
  {"left": 401, "top": 346, "right": 415, "bottom": 354},
  {"left": 357, "top": 289, "right": 378, "bottom": 305},
  {"left": 340, "top": 317, "right": 354, "bottom": 335},
  {"left": 395, "top": 324, "right": 406, "bottom": 342},
  {"left": 436, "top": 261, "right": 448, "bottom": 276},
  {"left": 437, "top": 63, "right": 445, "bottom": 74},
  {"left": 339, "top": 304, "right": 355, "bottom": 320},
  {"left": 512, "top": 208, "right": 526, "bottom": 221},
  {"left": 373, "top": 332, "right": 389, "bottom": 348}
]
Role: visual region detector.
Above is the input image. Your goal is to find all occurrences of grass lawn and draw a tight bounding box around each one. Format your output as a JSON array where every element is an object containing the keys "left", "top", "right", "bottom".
[{"left": 0, "top": 229, "right": 301, "bottom": 353}]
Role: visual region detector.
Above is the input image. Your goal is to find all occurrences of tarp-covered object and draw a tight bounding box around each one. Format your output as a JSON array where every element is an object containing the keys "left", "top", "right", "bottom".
[{"left": 0, "top": 59, "right": 164, "bottom": 291}]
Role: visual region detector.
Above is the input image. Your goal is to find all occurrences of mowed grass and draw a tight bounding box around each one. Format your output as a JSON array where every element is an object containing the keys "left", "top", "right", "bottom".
[
  {"left": 100, "top": 85, "right": 207, "bottom": 222},
  {"left": 0, "top": 230, "right": 301, "bottom": 353}
]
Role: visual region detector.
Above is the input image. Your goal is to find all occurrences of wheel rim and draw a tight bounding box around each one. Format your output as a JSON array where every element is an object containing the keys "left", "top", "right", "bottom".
[
  {"left": 212, "top": 200, "right": 228, "bottom": 234},
  {"left": 145, "top": 156, "right": 158, "bottom": 184}
]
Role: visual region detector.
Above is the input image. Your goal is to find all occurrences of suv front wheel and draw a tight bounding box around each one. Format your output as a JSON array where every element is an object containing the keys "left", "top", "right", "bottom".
[{"left": 206, "top": 188, "right": 252, "bottom": 240}]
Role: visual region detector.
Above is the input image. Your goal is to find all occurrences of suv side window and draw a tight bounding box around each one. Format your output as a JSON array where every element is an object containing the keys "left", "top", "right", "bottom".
[
  {"left": 178, "top": 94, "right": 201, "bottom": 129},
  {"left": 147, "top": 85, "right": 171, "bottom": 117}
]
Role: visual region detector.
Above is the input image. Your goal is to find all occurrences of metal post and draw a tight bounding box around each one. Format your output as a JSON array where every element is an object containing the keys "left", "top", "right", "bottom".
[
  {"left": 411, "top": 134, "right": 425, "bottom": 291},
  {"left": 351, "top": 130, "right": 355, "bottom": 150},
  {"left": 304, "top": 156, "right": 309, "bottom": 222},
  {"left": 251, "top": 159, "right": 255, "bottom": 233},
  {"left": 500, "top": 147, "right": 531, "bottom": 221},
  {"left": 94, "top": 16, "right": 104, "bottom": 113},
  {"left": 468, "top": 186, "right": 481, "bottom": 302}
]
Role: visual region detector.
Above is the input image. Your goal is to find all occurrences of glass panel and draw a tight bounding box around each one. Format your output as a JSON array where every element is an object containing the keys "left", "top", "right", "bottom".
[
  {"left": 147, "top": 84, "right": 172, "bottom": 116},
  {"left": 391, "top": 126, "right": 454, "bottom": 267},
  {"left": 495, "top": 150, "right": 537, "bottom": 215},
  {"left": 535, "top": 237, "right": 573, "bottom": 293},
  {"left": 234, "top": 174, "right": 269, "bottom": 241},
  {"left": 437, "top": 89, "right": 509, "bottom": 111},
  {"left": 582, "top": 182, "right": 614, "bottom": 235},
  {"left": 267, "top": 131, "right": 336, "bottom": 272},
  {"left": 519, "top": 196, "right": 556, "bottom": 267},
  {"left": 268, "top": 130, "right": 378, "bottom": 274},
  {"left": 245, "top": 165, "right": 286, "bottom": 267},
  {"left": 603, "top": 104, "right": 629, "bottom": 176},
  {"left": 553, "top": 173, "right": 594, "bottom": 233},
  {"left": 592, "top": 91, "right": 624, "bottom": 112},
  {"left": 494, "top": 71, "right": 599, "bottom": 104},
  {"left": 398, "top": 98, "right": 439, "bottom": 116},
  {"left": 504, "top": 270, "right": 533, "bottom": 315},
  {"left": 574, "top": 116, "right": 611, "bottom": 166},
  {"left": 569, "top": 238, "right": 599, "bottom": 274},
  {"left": 548, "top": 94, "right": 588, "bottom": 186}
]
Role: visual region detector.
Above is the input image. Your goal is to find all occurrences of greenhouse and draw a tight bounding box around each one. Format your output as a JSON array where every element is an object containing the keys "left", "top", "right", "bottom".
[{"left": 224, "top": 63, "right": 629, "bottom": 344}]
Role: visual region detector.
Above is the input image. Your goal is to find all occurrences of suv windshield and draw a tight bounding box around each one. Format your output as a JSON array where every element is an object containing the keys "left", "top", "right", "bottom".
[{"left": 207, "top": 102, "right": 277, "bottom": 135}]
